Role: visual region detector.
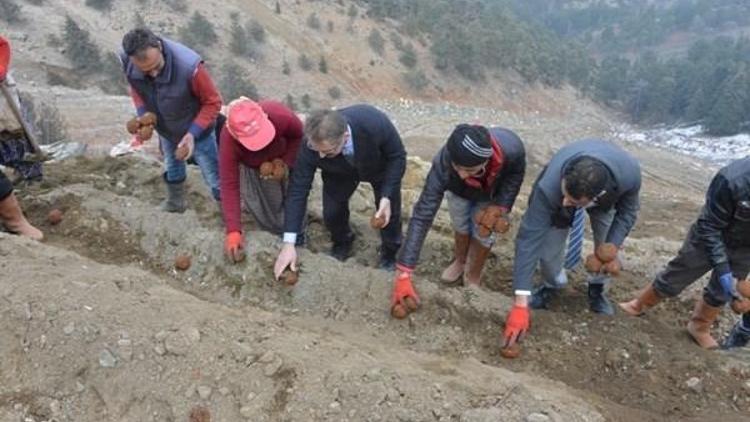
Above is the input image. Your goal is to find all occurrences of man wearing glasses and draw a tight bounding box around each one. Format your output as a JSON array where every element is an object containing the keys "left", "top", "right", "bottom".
[
  {"left": 503, "top": 140, "right": 641, "bottom": 351},
  {"left": 273, "top": 105, "right": 406, "bottom": 278},
  {"left": 389, "top": 124, "right": 526, "bottom": 319}
]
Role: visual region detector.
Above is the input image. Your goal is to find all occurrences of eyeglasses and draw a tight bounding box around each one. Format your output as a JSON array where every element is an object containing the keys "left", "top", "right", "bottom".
[{"left": 307, "top": 133, "right": 347, "bottom": 158}]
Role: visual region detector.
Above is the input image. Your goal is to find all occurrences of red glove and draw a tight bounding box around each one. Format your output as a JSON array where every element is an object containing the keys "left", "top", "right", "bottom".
[
  {"left": 503, "top": 304, "right": 530, "bottom": 347},
  {"left": 0, "top": 66, "right": 7, "bottom": 83},
  {"left": 391, "top": 271, "right": 420, "bottom": 318},
  {"left": 224, "top": 231, "right": 245, "bottom": 263}
]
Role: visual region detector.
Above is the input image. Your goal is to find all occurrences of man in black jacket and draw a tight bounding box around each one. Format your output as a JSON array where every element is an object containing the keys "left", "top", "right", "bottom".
[
  {"left": 390, "top": 124, "right": 525, "bottom": 318},
  {"left": 620, "top": 158, "right": 750, "bottom": 350},
  {"left": 273, "top": 105, "right": 406, "bottom": 277}
]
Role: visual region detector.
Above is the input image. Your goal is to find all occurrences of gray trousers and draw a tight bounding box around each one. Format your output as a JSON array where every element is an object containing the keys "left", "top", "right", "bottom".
[
  {"left": 540, "top": 208, "right": 616, "bottom": 288},
  {"left": 445, "top": 191, "right": 493, "bottom": 247},
  {"left": 653, "top": 225, "right": 750, "bottom": 307}
]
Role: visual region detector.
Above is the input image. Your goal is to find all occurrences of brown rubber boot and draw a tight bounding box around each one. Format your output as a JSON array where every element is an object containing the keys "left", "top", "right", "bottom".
[
  {"left": 686, "top": 298, "right": 721, "bottom": 349},
  {"left": 441, "top": 232, "right": 471, "bottom": 283},
  {"left": 463, "top": 238, "right": 491, "bottom": 286},
  {"left": 619, "top": 284, "right": 663, "bottom": 316},
  {"left": 0, "top": 192, "right": 43, "bottom": 241}
]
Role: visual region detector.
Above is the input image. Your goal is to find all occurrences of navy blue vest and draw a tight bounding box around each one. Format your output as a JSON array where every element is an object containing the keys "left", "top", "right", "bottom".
[{"left": 121, "top": 38, "right": 210, "bottom": 142}]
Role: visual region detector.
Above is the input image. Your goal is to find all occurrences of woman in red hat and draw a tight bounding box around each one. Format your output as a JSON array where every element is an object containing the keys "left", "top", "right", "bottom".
[{"left": 219, "top": 97, "right": 303, "bottom": 262}]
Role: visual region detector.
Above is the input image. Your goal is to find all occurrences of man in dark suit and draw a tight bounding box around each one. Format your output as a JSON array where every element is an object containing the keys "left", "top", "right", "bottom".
[{"left": 273, "top": 105, "right": 406, "bottom": 278}]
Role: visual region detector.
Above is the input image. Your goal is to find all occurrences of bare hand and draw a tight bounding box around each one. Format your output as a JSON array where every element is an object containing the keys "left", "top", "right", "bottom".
[
  {"left": 375, "top": 197, "right": 391, "bottom": 228},
  {"left": 175, "top": 133, "right": 195, "bottom": 161},
  {"left": 274, "top": 243, "right": 298, "bottom": 280}
]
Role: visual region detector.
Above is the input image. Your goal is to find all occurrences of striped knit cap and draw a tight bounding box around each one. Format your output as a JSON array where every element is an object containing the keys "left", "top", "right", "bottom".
[{"left": 446, "top": 124, "right": 492, "bottom": 167}]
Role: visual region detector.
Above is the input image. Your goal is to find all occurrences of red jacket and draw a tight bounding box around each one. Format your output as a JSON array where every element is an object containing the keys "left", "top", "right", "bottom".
[
  {"left": 0, "top": 36, "right": 10, "bottom": 81},
  {"left": 219, "top": 100, "right": 304, "bottom": 234}
]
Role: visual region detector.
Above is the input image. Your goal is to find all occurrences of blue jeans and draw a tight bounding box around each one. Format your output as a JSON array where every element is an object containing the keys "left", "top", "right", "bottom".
[{"left": 160, "top": 130, "right": 220, "bottom": 200}]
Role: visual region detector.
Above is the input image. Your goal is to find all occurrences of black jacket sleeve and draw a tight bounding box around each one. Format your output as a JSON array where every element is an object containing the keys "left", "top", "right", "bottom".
[
  {"left": 695, "top": 174, "right": 734, "bottom": 275},
  {"left": 283, "top": 144, "right": 318, "bottom": 234},
  {"left": 495, "top": 148, "right": 526, "bottom": 210},
  {"left": 377, "top": 115, "right": 407, "bottom": 200},
  {"left": 397, "top": 157, "right": 449, "bottom": 269}
]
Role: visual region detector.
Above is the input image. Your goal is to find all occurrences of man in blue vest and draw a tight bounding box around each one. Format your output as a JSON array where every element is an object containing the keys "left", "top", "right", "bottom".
[{"left": 120, "top": 28, "right": 222, "bottom": 212}]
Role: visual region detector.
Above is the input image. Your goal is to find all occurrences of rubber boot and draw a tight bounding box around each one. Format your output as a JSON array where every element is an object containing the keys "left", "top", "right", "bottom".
[
  {"left": 441, "top": 232, "right": 470, "bottom": 283},
  {"left": 161, "top": 180, "right": 187, "bottom": 213},
  {"left": 0, "top": 192, "right": 43, "bottom": 241},
  {"left": 530, "top": 286, "right": 558, "bottom": 309},
  {"left": 378, "top": 243, "right": 398, "bottom": 272},
  {"left": 686, "top": 298, "right": 721, "bottom": 349},
  {"left": 463, "top": 238, "right": 491, "bottom": 286},
  {"left": 330, "top": 232, "right": 355, "bottom": 262},
  {"left": 619, "top": 284, "right": 663, "bottom": 316},
  {"left": 588, "top": 283, "right": 615, "bottom": 315},
  {"left": 722, "top": 320, "right": 750, "bottom": 349}
]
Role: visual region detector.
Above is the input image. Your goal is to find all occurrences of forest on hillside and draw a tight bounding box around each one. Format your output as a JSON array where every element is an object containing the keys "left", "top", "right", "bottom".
[{"left": 363, "top": 0, "right": 750, "bottom": 135}]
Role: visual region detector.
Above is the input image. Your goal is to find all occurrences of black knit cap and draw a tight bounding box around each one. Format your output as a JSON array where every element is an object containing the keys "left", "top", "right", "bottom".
[{"left": 446, "top": 124, "right": 492, "bottom": 167}]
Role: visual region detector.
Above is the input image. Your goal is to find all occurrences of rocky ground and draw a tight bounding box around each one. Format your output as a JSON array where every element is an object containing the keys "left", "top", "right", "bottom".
[{"left": 2, "top": 108, "right": 750, "bottom": 421}]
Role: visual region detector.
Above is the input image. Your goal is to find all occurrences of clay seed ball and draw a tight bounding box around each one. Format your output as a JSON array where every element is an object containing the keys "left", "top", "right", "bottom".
[
  {"left": 602, "top": 260, "right": 621, "bottom": 276},
  {"left": 139, "top": 112, "right": 157, "bottom": 127},
  {"left": 404, "top": 296, "right": 418, "bottom": 312},
  {"left": 731, "top": 298, "right": 750, "bottom": 314},
  {"left": 473, "top": 209, "right": 485, "bottom": 225},
  {"left": 282, "top": 269, "right": 299, "bottom": 286},
  {"left": 477, "top": 225, "right": 492, "bottom": 238},
  {"left": 595, "top": 243, "right": 618, "bottom": 263},
  {"left": 493, "top": 218, "right": 510, "bottom": 234},
  {"left": 47, "top": 209, "right": 63, "bottom": 225},
  {"left": 138, "top": 125, "right": 154, "bottom": 140},
  {"left": 272, "top": 158, "right": 286, "bottom": 168},
  {"left": 585, "top": 254, "right": 603, "bottom": 273},
  {"left": 370, "top": 215, "right": 386, "bottom": 229},
  {"left": 737, "top": 279, "right": 750, "bottom": 299},
  {"left": 391, "top": 303, "right": 408, "bottom": 319},
  {"left": 126, "top": 117, "right": 141, "bottom": 134},
  {"left": 174, "top": 254, "right": 191, "bottom": 271},
  {"left": 500, "top": 343, "right": 521, "bottom": 359},
  {"left": 259, "top": 161, "right": 275, "bottom": 177},
  {"left": 271, "top": 165, "right": 286, "bottom": 180}
]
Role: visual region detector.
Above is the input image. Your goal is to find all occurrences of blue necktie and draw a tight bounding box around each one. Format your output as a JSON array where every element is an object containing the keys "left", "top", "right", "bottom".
[{"left": 564, "top": 207, "right": 585, "bottom": 270}]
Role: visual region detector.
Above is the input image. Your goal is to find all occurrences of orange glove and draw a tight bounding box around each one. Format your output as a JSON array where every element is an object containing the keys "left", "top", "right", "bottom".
[
  {"left": 224, "top": 231, "right": 245, "bottom": 263},
  {"left": 391, "top": 271, "right": 420, "bottom": 319},
  {"left": 503, "top": 304, "right": 530, "bottom": 347}
]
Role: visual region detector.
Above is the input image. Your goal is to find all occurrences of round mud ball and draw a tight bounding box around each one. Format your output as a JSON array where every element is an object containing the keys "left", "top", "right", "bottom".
[
  {"left": 737, "top": 279, "right": 750, "bottom": 299},
  {"left": 596, "top": 243, "right": 618, "bottom": 263},
  {"left": 139, "top": 112, "right": 157, "bottom": 127},
  {"left": 174, "top": 255, "right": 191, "bottom": 271},
  {"left": 391, "top": 303, "right": 408, "bottom": 319},
  {"left": 370, "top": 214, "right": 386, "bottom": 229},
  {"left": 189, "top": 406, "right": 211, "bottom": 422},
  {"left": 272, "top": 158, "right": 286, "bottom": 168},
  {"left": 47, "top": 209, "right": 63, "bottom": 225},
  {"left": 493, "top": 217, "right": 510, "bottom": 234},
  {"left": 137, "top": 125, "right": 154, "bottom": 141},
  {"left": 259, "top": 161, "right": 275, "bottom": 177},
  {"left": 473, "top": 209, "right": 485, "bottom": 225},
  {"left": 126, "top": 117, "right": 140, "bottom": 134},
  {"left": 602, "top": 260, "right": 621, "bottom": 276},
  {"left": 500, "top": 343, "right": 521, "bottom": 359},
  {"left": 271, "top": 165, "right": 286, "bottom": 181},
  {"left": 477, "top": 225, "right": 492, "bottom": 238},
  {"left": 584, "top": 254, "right": 603, "bottom": 273},
  {"left": 282, "top": 269, "right": 299, "bottom": 286},
  {"left": 404, "top": 296, "right": 418, "bottom": 312},
  {"left": 731, "top": 298, "right": 750, "bottom": 314}
]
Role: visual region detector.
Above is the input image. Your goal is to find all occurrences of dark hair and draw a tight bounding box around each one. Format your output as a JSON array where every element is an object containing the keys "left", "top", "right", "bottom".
[
  {"left": 122, "top": 28, "right": 161, "bottom": 57},
  {"left": 563, "top": 156, "right": 609, "bottom": 200},
  {"left": 304, "top": 109, "right": 347, "bottom": 144}
]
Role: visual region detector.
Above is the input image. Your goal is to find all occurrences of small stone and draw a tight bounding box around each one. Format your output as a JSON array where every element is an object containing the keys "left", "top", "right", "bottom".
[
  {"left": 49, "top": 399, "right": 62, "bottom": 415},
  {"left": 258, "top": 351, "right": 276, "bottom": 363},
  {"left": 685, "top": 377, "right": 703, "bottom": 393},
  {"left": 185, "top": 327, "right": 201, "bottom": 343},
  {"left": 246, "top": 392, "right": 256, "bottom": 401},
  {"left": 99, "top": 349, "right": 117, "bottom": 368},
  {"left": 197, "top": 385, "right": 212, "bottom": 400},
  {"left": 75, "top": 381, "right": 86, "bottom": 393},
  {"left": 118, "top": 339, "right": 133, "bottom": 361},
  {"left": 154, "top": 330, "right": 168, "bottom": 341},
  {"left": 165, "top": 331, "right": 190, "bottom": 356},
  {"left": 154, "top": 344, "right": 166, "bottom": 356},
  {"left": 329, "top": 401, "right": 341, "bottom": 412},
  {"left": 264, "top": 359, "right": 283, "bottom": 377},
  {"left": 526, "top": 413, "right": 551, "bottom": 422},
  {"left": 63, "top": 322, "right": 75, "bottom": 335},
  {"left": 240, "top": 406, "right": 254, "bottom": 418},
  {"left": 219, "top": 387, "right": 230, "bottom": 396}
]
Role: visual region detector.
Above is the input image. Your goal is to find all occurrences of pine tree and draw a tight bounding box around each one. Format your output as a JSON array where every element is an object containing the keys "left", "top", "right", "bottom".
[
  {"left": 229, "top": 12, "right": 249, "bottom": 56},
  {"left": 318, "top": 56, "right": 328, "bottom": 73},
  {"left": 219, "top": 61, "right": 259, "bottom": 102},
  {"left": 61, "top": 15, "right": 102, "bottom": 72},
  {"left": 275, "top": 1, "right": 281, "bottom": 14},
  {"left": 285, "top": 94, "right": 297, "bottom": 111},
  {"left": 179, "top": 11, "right": 218, "bottom": 48}
]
